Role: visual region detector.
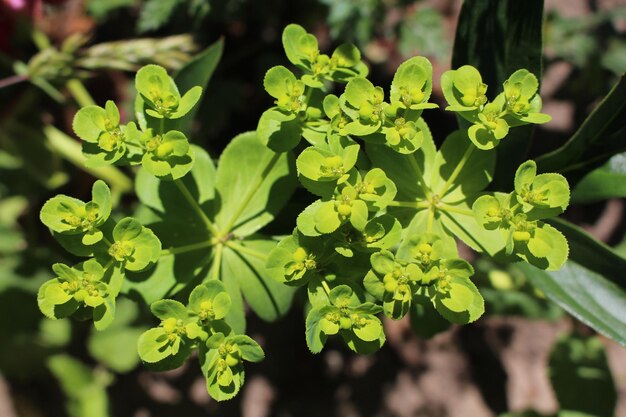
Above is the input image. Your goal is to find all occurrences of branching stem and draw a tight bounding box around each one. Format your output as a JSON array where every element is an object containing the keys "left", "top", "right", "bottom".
[
  {"left": 161, "top": 240, "right": 213, "bottom": 256},
  {"left": 225, "top": 241, "right": 268, "bottom": 261}
]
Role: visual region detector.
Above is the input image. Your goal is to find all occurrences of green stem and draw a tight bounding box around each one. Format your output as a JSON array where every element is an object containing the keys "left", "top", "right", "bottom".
[
  {"left": 103, "top": 259, "right": 115, "bottom": 270},
  {"left": 212, "top": 244, "right": 223, "bottom": 280},
  {"left": 440, "top": 203, "right": 474, "bottom": 217},
  {"left": 44, "top": 125, "right": 133, "bottom": 197},
  {"left": 226, "top": 241, "right": 268, "bottom": 261},
  {"left": 159, "top": 118, "right": 165, "bottom": 135},
  {"left": 102, "top": 236, "right": 113, "bottom": 247},
  {"left": 388, "top": 200, "right": 429, "bottom": 209},
  {"left": 223, "top": 152, "right": 281, "bottom": 233},
  {"left": 161, "top": 240, "right": 213, "bottom": 256},
  {"left": 174, "top": 179, "right": 219, "bottom": 236},
  {"left": 66, "top": 79, "right": 96, "bottom": 107},
  {"left": 321, "top": 280, "right": 331, "bottom": 297},
  {"left": 438, "top": 145, "right": 474, "bottom": 197}
]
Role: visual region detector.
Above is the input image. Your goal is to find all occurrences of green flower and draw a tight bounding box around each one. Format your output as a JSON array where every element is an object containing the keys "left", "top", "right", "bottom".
[
  {"left": 442, "top": 65, "right": 488, "bottom": 112},
  {"left": 138, "top": 299, "right": 191, "bottom": 364},
  {"left": 73, "top": 100, "right": 141, "bottom": 167},
  {"left": 390, "top": 56, "right": 438, "bottom": 112},
  {"left": 185, "top": 282, "right": 232, "bottom": 341},
  {"left": 140, "top": 129, "right": 195, "bottom": 180},
  {"left": 296, "top": 136, "right": 360, "bottom": 184},
  {"left": 467, "top": 97, "right": 509, "bottom": 150},
  {"left": 502, "top": 69, "right": 551, "bottom": 125},
  {"left": 281, "top": 24, "right": 367, "bottom": 87},
  {"left": 305, "top": 285, "right": 385, "bottom": 354},
  {"left": 331, "top": 215, "right": 402, "bottom": 257},
  {"left": 266, "top": 229, "right": 327, "bottom": 286},
  {"left": 514, "top": 160, "right": 570, "bottom": 218},
  {"left": 40, "top": 180, "right": 111, "bottom": 245},
  {"left": 108, "top": 217, "right": 161, "bottom": 272},
  {"left": 38, "top": 259, "right": 116, "bottom": 330},
  {"left": 342, "top": 77, "right": 386, "bottom": 136},
  {"left": 135, "top": 64, "right": 202, "bottom": 119},
  {"left": 202, "top": 333, "right": 264, "bottom": 401}
]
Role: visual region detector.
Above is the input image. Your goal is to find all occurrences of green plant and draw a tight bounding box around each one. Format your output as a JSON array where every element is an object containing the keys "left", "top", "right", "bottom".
[{"left": 40, "top": 21, "right": 626, "bottom": 405}]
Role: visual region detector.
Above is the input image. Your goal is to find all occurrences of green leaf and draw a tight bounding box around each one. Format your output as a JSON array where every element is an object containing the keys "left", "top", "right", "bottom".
[
  {"left": 47, "top": 355, "right": 110, "bottom": 417},
  {"left": 522, "top": 262, "right": 626, "bottom": 347},
  {"left": 536, "top": 75, "right": 626, "bottom": 182},
  {"left": 214, "top": 132, "right": 298, "bottom": 237},
  {"left": 72, "top": 105, "right": 108, "bottom": 143},
  {"left": 435, "top": 277, "right": 484, "bottom": 324},
  {"left": 230, "top": 335, "right": 265, "bottom": 362},
  {"left": 571, "top": 153, "right": 626, "bottom": 203},
  {"left": 221, "top": 239, "right": 296, "bottom": 323},
  {"left": 126, "top": 145, "right": 215, "bottom": 303},
  {"left": 88, "top": 299, "right": 146, "bottom": 373},
  {"left": 137, "top": 0, "right": 179, "bottom": 33},
  {"left": 547, "top": 218, "right": 626, "bottom": 289},
  {"left": 305, "top": 305, "right": 335, "bottom": 353},
  {"left": 550, "top": 333, "right": 617, "bottom": 417},
  {"left": 111, "top": 217, "right": 161, "bottom": 272},
  {"left": 150, "top": 299, "right": 188, "bottom": 320},
  {"left": 138, "top": 328, "right": 175, "bottom": 363},
  {"left": 452, "top": 0, "right": 544, "bottom": 190},
  {"left": 172, "top": 38, "right": 223, "bottom": 134},
  {"left": 409, "top": 296, "right": 452, "bottom": 339},
  {"left": 440, "top": 202, "right": 506, "bottom": 256},
  {"left": 257, "top": 108, "right": 302, "bottom": 152},
  {"left": 282, "top": 24, "right": 317, "bottom": 69},
  {"left": 433, "top": 130, "right": 495, "bottom": 204}
]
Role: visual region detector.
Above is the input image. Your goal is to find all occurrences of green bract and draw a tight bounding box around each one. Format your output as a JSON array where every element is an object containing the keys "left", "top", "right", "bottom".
[
  {"left": 442, "top": 66, "right": 551, "bottom": 148},
  {"left": 38, "top": 259, "right": 116, "bottom": 330},
  {"left": 108, "top": 217, "right": 161, "bottom": 272},
  {"left": 306, "top": 285, "right": 385, "bottom": 354},
  {"left": 201, "top": 333, "right": 264, "bottom": 401},
  {"left": 73, "top": 101, "right": 142, "bottom": 167},
  {"left": 266, "top": 229, "right": 327, "bottom": 286},
  {"left": 441, "top": 65, "right": 488, "bottom": 112},
  {"left": 135, "top": 64, "right": 202, "bottom": 119},
  {"left": 282, "top": 24, "right": 367, "bottom": 87},
  {"left": 140, "top": 129, "right": 195, "bottom": 180},
  {"left": 390, "top": 56, "right": 438, "bottom": 112},
  {"left": 501, "top": 69, "right": 551, "bottom": 125},
  {"left": 472, "top": 160, "right": 570, "bottom": 270},
  {"left": 40, "top": 180, "right": 112, "bottom": 245}
]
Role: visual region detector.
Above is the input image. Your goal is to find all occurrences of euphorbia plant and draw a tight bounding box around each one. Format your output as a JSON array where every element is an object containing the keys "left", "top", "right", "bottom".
[{"left": 37, "top": 24, "right": 571, "bottom": 401}]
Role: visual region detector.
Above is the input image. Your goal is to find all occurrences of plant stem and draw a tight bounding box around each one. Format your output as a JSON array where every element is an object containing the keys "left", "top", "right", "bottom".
[
  {"left": 440, "top": 203, "right": 474, "bottom": 217},
  {"left": 226, "top": 241, "right": 268, "bottom": 261},
  {"left": 212, "top": 244, "right": 223, "bottom": 280},
  {"left": 387, "top": 200, "right": 429, "bottom": 209},
  {"left": 0, "top": 74, "right": 27, "bottom": 89},
  {"left": 102, "top": 236, "right": 113, "bottom": 247},
  {"left": 43, "top": 125, "right": 133, "bottom": 197},
  {"left": 223, "top": 152, "right": 281, "bottom": 233},
  {"left": 161, "top": 240, "right": 213, "bottom": 256},
  {"left": 321, "top": 280, "right": 331, "bottom": 296},
  {"left": 174, "top": 179, "right": 219, "bottom": 236},
  {"left": 66, "top": 79, "right": 96, "bottom": 107},
  {"left": 438, "top": 145, "right": 474, "bottom": 197}
]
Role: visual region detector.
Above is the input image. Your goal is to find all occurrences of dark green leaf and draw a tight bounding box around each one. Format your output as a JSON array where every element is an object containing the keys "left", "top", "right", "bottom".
[
  {"left": 536, "top": 75, "right": 626, "bottom": 183},
  {"left": 521, "top": 262, "right": 626, "bottom": 347}
]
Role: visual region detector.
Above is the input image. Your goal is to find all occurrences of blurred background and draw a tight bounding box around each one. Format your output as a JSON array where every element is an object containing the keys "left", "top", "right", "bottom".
[{"left": 1, "top": 0, "right": 626, "bottom": 416}]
